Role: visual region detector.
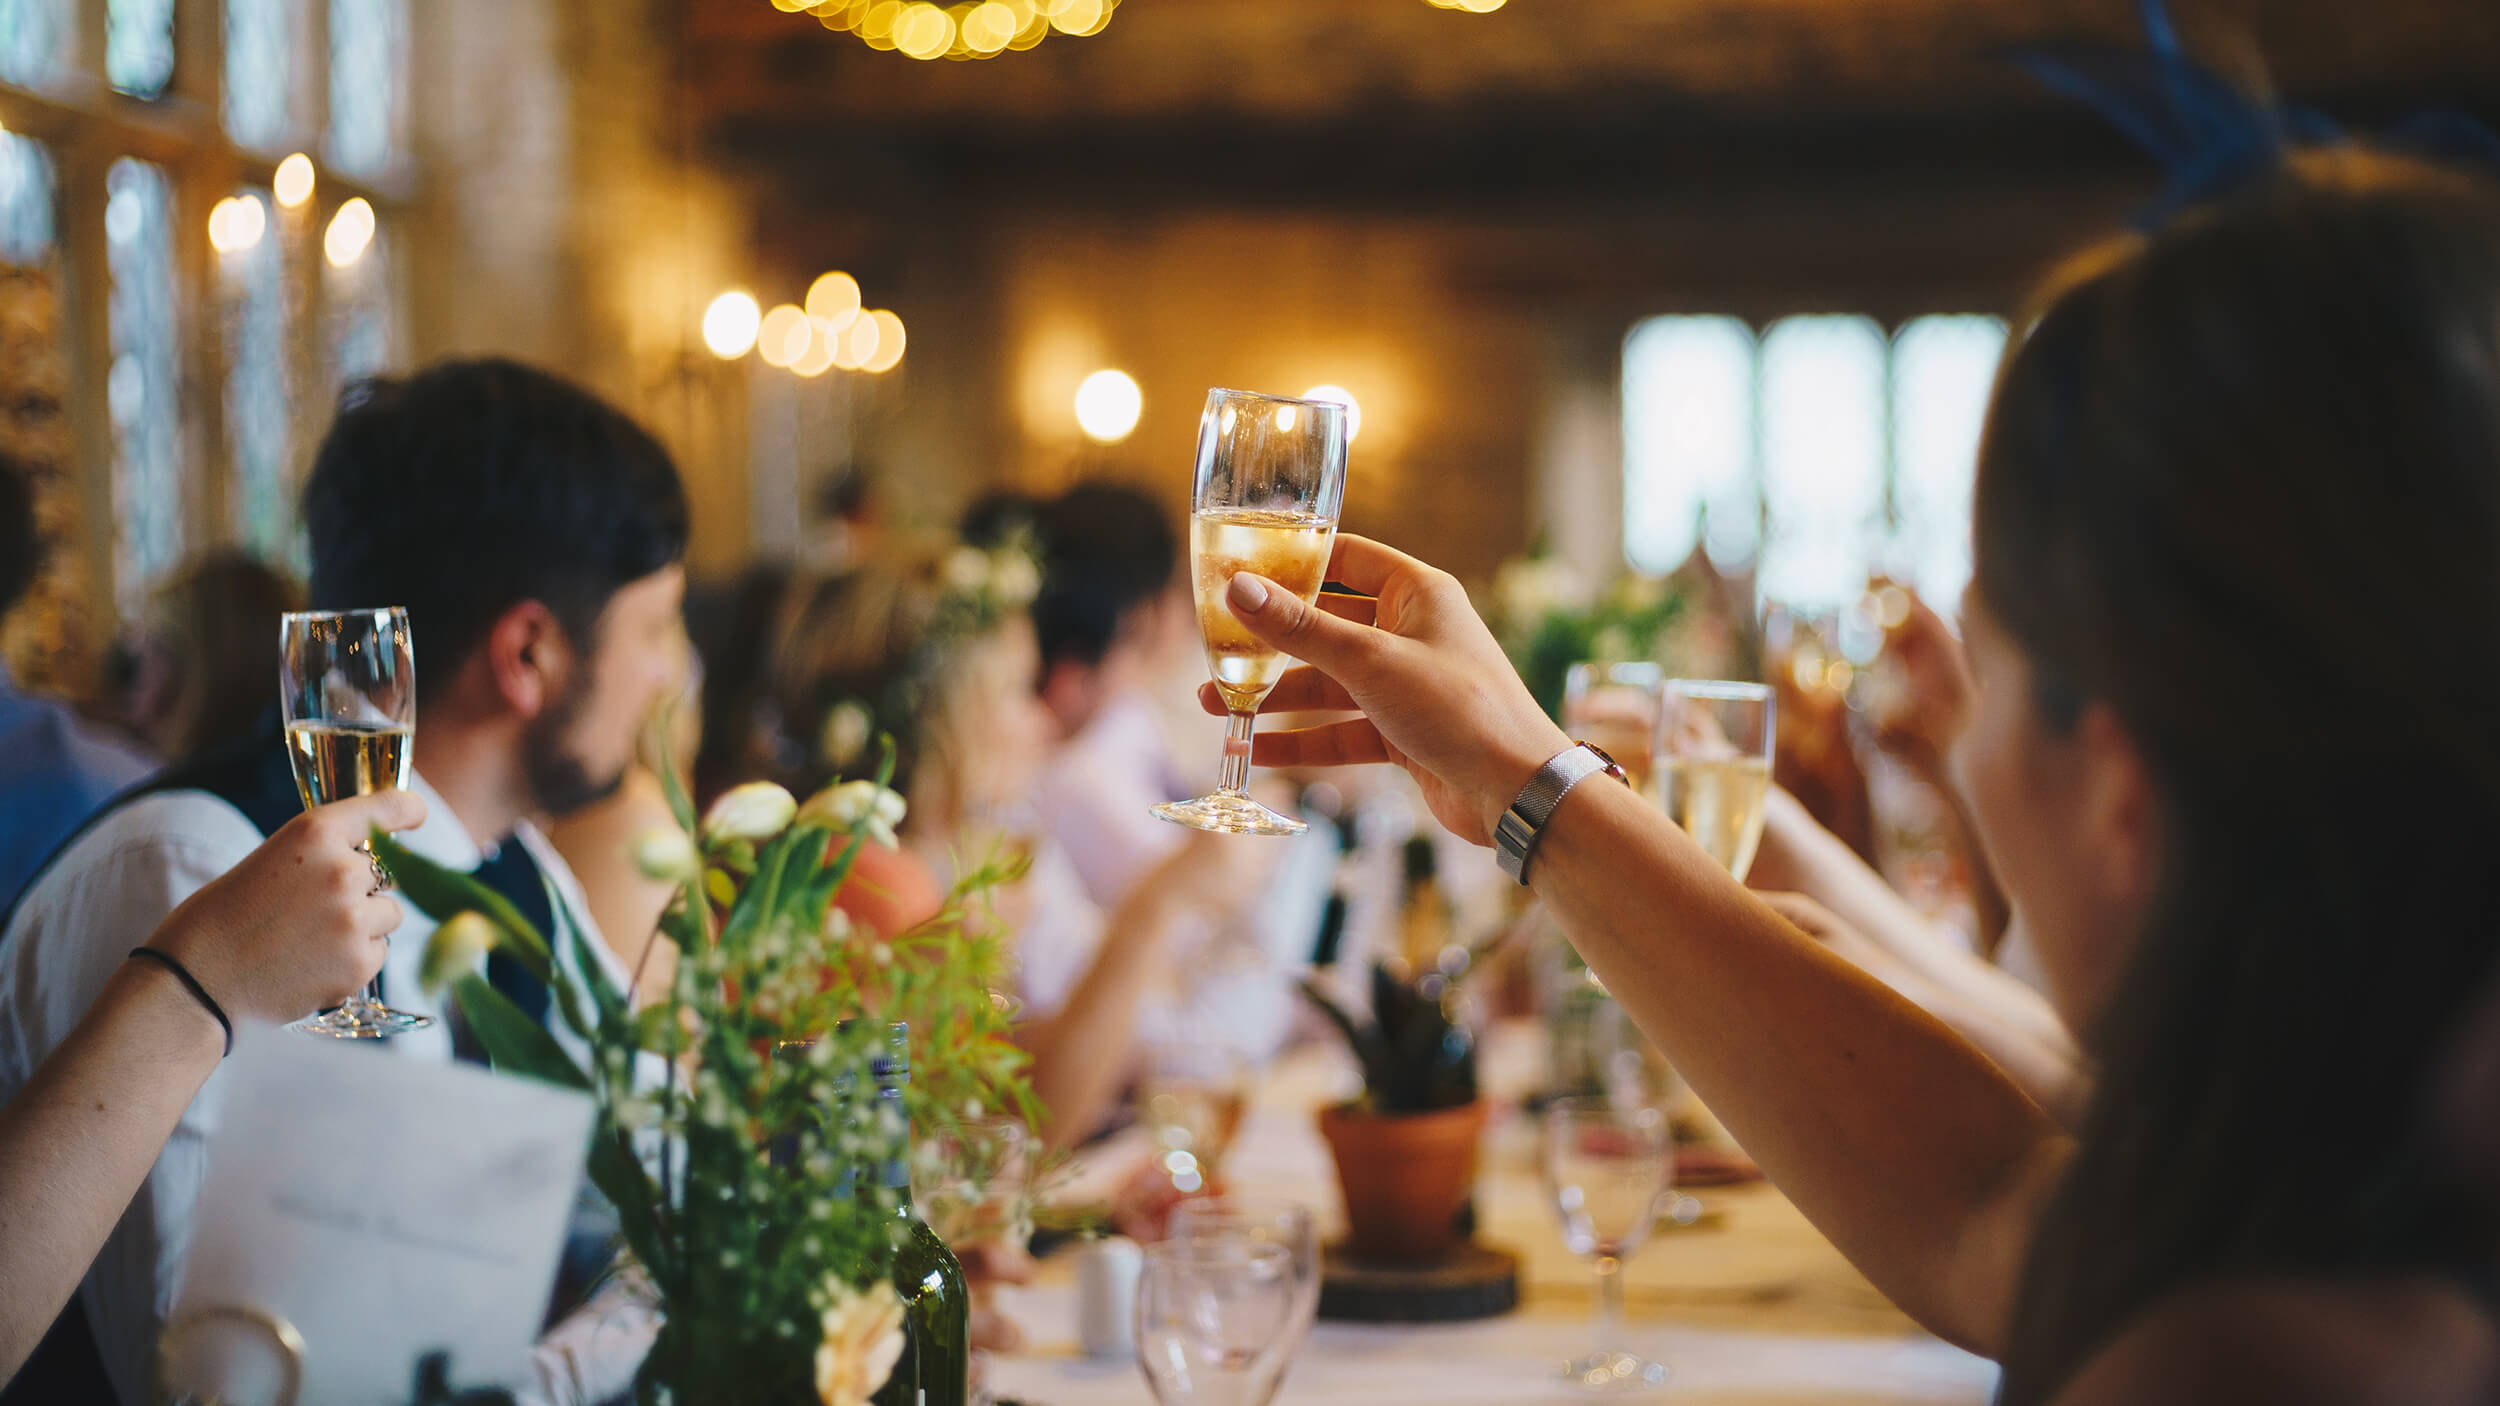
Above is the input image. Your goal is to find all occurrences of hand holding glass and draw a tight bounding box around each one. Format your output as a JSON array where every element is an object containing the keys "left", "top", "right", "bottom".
[
  {"left": 280, "top": 607, "right": 430, "bottom": 1038},
  {"left": 1154, "top": 388, "right": 1349, "bottom": 837}
]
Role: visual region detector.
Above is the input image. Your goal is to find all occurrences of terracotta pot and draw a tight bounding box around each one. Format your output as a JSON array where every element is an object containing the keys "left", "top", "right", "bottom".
[{"left": 1316, "top": 1100, "right": 1486, "bottom": 1263}]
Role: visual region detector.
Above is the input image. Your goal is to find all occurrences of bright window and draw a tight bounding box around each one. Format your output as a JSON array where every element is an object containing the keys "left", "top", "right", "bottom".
[
  {"left": 106, "top": 158, "right": 183, "bottom": 616},
  {"left": 107, "top": 0, "right": 176, "bottom": 97}
]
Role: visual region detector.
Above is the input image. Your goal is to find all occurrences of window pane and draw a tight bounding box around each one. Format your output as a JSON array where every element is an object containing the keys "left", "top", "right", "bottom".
[
  {"left": 327, "top": 215, "right": 394, "bottom": 381},
  {"left": 226, "top": 0, "right": 296, "bottom": 149},
  {"left": 1622, "top": 315, "right": 1757, "bottom": 576},
  {"left": 106, "top": 159, "right": 182, "bottom": 615},
  {"left": 328, "top": 0, "right": 406, "bottom": 177},
  {"left": 0, "top": 130, "right": 53, "bottom": 265},
  {"left": 221, "top": 189, "right": 292, "bottom": 558},
  {"left": 0, "top": 0, "right": 70, "bottom": 89},
  {"left": 107, "top": 0, "right": 176, "bottom": 98},
  {"left": 1758, "top": 314, "right": 1887, "bottom": 613},
  {"left": 1891, "top": 315, "right": 2006, "bottom": 608}
]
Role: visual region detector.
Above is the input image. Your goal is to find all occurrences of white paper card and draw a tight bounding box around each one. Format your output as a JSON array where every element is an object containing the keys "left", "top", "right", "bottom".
[{"left": 165, "top": 1023, "right": 595, "bottom": 1405}]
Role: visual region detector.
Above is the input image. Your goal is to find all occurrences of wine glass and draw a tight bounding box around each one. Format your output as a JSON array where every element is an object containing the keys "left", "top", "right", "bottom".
[
  {"left": 916, "top": 1117, "right": 1034, "bottom": 1250},
  {"left": 1135, "top": 1239, "right": 1297, "bottom": 1406},
  {"left": 280, "top": 607, "right": 432, "bottom": 1038},
  {"left": 1168, "top": 1199, "right": 1321, "bottom": 1363},
  {"left": 1140, "top": 1042, "right": 1251, "bottom": 1194},
  {"left": 1153, "top": 388, "right": 1349, "bottom": 837},
  {"left": 1562, "top": 662, "right": 1663, "bottom": 799},
  {"left": 1655, "top": 679, "right": 1775, "bottom": 882},
  {"left": 1541, "top": 1096, "right": 1674, "bottom": 1392}
]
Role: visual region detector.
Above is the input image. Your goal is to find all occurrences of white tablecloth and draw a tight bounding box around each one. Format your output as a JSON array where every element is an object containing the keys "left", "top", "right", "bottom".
[{"left": 987, "top": 1023, "right": 1999, "bottom": 1404}]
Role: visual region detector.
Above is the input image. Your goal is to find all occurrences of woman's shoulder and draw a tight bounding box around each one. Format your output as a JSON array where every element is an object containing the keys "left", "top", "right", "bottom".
[{"left": 2054, "top": 1275, "right": 2499, "bottom": 1406}]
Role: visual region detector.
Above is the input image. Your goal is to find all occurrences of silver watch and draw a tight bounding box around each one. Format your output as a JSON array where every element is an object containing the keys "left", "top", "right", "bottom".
[{"left": 1493, "top": 742, "right": 1627, "bottom": 886}]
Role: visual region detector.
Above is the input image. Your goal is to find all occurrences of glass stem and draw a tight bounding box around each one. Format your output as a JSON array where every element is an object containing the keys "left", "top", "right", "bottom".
[
  {"left": 1592, "top": 1253, "right": 1624, "bottom": 1360},
  {"left": 1218, "top": 710, "right": 1256, "bottom": 796}
]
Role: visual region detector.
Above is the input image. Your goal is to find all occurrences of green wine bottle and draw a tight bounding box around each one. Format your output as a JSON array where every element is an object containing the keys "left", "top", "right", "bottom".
[{"left": 869, "top": 1025, "right": 970, "bottom": 1406}]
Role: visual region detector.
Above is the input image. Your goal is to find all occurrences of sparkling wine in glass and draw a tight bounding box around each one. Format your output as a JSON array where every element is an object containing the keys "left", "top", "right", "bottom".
[
  {"left": 1542, "top": 1096, "right": 1674, "bottom": 1392},
  {"left": 1562, "top": 662, "right": 1664, "bottom": 798},
  {"left": 1153, "top": 388, "right": 1349, "bottom": 838},
  {"left": 1656, "top": 679, "right": 1775, "bottom": 881},
  {"left": 1135, "top": 1239, "right": 1297, "bottom": 1406},
  {"left": 281, "top": 607, "right": 432, "bottom": 1038}
]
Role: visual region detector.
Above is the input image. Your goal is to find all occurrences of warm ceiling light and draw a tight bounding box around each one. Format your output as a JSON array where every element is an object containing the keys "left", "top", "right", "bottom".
[
  {"left": 1300, "top": 384, "right": 1362, "bottom": 441},
  {"left": 758, "top": 304, "right": 812, "bottom": 368},
  {"left": 273, "top": 153, "right": 316, "bottom": 208},
  {"left": 860, "top": 310, "right": 907, "bottom": 373},
  {"left": 894, "top": 3, "right": 953, "bottom": 58},
  {"left": 322, "top": 197, "right": 375, "bottom": 267},
  {"left": 786, "top": 0, "right": 1113, "bottom": 59},
  {"left": 793, "top": 324, "right": 839, "bottom": 377},
  {"left": 962, "top": 1, "right": 1016, "bottom": 51},
  {"left": 1074, "top": 369, "right": 1142, "bottom": 442},
  {"left": 833, "top": 313, "right": 883, "bottom": 370},
  {"left": 806, "top": 271, "right": 862, "bottom": 331},
  {"left": 703, "top": 291, "right": 762, "bottom": 359},
  {"left": 208, "top": 194, "right": 267, "bottom": 254}
]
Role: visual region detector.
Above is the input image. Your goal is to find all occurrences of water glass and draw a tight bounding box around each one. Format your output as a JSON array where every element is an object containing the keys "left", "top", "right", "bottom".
[
  {"left": 1135, "top": 1239, "right": 1297, "bottom": 1406},
  {"left": 1168, "top": 1199, "right": 1321, "bottom": 1356}
]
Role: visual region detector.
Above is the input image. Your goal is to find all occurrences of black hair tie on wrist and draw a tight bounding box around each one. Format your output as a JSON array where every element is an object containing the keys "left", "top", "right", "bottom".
[{"left": 128, "top": 948, "right": 233, "bottom": 1057}]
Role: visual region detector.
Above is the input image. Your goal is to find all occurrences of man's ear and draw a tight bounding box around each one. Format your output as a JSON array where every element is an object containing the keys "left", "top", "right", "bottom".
[{"left": 479, "top": 600, "right": 573, "bottom": 722}]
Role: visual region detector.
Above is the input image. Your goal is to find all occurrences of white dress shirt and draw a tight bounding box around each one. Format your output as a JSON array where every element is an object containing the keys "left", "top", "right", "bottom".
[{"left": 0, "top": 771, "right": 631, "bottom": 1405}]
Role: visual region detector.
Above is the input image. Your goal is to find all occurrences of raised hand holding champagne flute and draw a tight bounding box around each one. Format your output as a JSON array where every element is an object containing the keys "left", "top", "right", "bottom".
[{"left": 1154, "top": 388, "right": 1348, "bottom": 838}]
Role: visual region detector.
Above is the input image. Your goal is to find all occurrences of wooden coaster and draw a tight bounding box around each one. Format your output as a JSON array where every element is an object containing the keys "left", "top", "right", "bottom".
[{"left": 1316, "top": 1241, "right": 1520, "bottom": 1323}]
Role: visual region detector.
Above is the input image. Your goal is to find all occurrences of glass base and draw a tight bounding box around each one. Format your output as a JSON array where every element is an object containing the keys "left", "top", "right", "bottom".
[
  {"left": 1152, "top": 791, "right": 1306, "bottom": 837},
  {"left": 293, "top": 997, "right": 435, "bottom": 1040},
  {"left": 1563, "top": 1352, "right": 1668, "bottom": 1392}
]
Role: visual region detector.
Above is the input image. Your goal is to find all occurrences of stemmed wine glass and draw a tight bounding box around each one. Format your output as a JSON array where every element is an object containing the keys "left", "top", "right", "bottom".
[
  {"left": 1153, "top": 387, "right": 1349, "bottom": 837},
  {"left": 1140, "top": 1041, "right": 1252, "bottom": 1194},
  {"left": 1168, "top": 1199, "right": 1321, "bottom": 1381},
  {"left": 1562, "top": 662, "right": 1664, "bottom": 799},
  {"left": 1542, "top": 1096, "right": 1674, "bottom": 1392},
  {"left": 1135, "top": 1239, "right": 1298, "bottom": 1406},
  {"left": 280, "top": 607, "right": 432, "bottom": 1038},
  {"left": 1655, "top": 680, "right": 1775, "bottom": 882}
]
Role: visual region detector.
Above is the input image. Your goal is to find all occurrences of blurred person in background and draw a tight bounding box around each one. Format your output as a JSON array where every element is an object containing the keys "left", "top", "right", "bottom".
[
  {"left": 686, "top": 562, "right": 796, "bottom": 808},
  {"left": 770, "top": 541, "right": 1265, "bottom": 1151},
  {"left": 110, "top": 550, "right": 304, "bottom": 766},
  {"left": 0, "top": 456, "right": 151, "bottom": 912}
]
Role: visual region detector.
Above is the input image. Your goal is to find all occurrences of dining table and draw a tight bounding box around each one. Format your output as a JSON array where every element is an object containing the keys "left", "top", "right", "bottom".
[{"left": 986, "top": 1018, "right": 1999, "bottom": 1405}]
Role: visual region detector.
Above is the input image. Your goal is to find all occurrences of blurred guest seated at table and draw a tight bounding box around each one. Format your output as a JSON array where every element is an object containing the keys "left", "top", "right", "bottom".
[
  {"left": 1197, "top": 149, "right": 2500, "bottom": 1404},
  {"left": 0, "top": 358, "right": 689, "bottom": 1406},
  {"left": 771, "top": 542, "right": 1264, "bottom": 1150},
  {"left": 687, "top": 562, "right": 796, "bottom": 808},
  {"left": 0, "top": 791, "right": 415, "bottom": 1389},
  {"left": 107, "top": 550, "right": 305, "bottom": 766},
  {"left": 0, "top": 457, "right": 152, "bottom": 913}
]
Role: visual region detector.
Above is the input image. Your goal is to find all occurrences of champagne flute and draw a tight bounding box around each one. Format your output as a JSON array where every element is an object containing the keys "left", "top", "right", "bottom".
[
  {"left": 1562, "top": 662, "right": 1664, "bottom": 798},
  {"left": 1542, "top": 1096, "right": 1673, "bottom": 1392},
  {"left": 280, "top": 607, "right": 432, "bottom": 1038},
  {"left": 1153, "top": 387, "right": 1349, "bottom": 837},
  {"left": 1135, "top": 1239, "right": 1297, "bottom": 1406},
  {"left": 1655, "top": 679, "right": 1775, "bottom": 882}
]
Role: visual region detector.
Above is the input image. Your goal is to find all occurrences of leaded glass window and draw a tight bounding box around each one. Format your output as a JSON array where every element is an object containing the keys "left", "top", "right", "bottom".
[
  {"left": 0, "top": 131, "right": 52, "bottom": 266},
  {"left": 0, "top": 0, "right": 69, "bottom": 89},
  {"left": 226, "top": 0, "right": 296, "bottom": 150},
  {"left": 1758, "top": 316, "right": 1888, "bottom": 613},
  {"left": 221, "top": 189, "right": 292, "bottom": 557},
  {"left": 1622, "top": 315, "right": 1758, "bottom": 576},
  {"left": 107, "top": 0, "right": 177, "bottom": 98},
  {"left": 106, "top": 159, "right": 182, "bottom": 613},
  {"left": 328, "top": 0, "right": 405, "bottom": 177},
  {"left": 1890, "top": 315, "right": 2007, "bottom": 608},
  {"left": 328, "top": 214, "right": 394, "bottom": 380}
]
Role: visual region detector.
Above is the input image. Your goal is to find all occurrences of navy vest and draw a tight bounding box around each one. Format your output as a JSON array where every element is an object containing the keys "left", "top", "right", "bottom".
[{"left": 0, "top": 713, "right": 555, "bottom": 1404}]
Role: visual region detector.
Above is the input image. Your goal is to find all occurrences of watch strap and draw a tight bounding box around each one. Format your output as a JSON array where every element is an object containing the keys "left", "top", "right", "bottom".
[{"left": 1494, "top": 743, "right": 1618, "bottom": 886}]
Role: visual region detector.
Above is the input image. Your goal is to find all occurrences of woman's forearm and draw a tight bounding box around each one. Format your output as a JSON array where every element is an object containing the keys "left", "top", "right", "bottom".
[
  {"left": 1018, "top": 883, "right": 1184, "bottom": 1152},
  {"left": 0, "top": 961, "right": 224, "bottom": 1382},
  {"left": 1530, "top": 776, "right": 2071, "bottom": 1353}
]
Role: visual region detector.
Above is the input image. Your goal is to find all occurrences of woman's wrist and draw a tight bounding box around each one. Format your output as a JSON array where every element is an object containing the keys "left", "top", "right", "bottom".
[{"left": 106, "top": 957, "right": 232, "bottom": 1062}]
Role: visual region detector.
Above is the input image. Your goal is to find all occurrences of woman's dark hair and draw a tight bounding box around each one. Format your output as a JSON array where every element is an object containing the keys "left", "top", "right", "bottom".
[
  {"left": 1982, "top": 150, "right": 2500, "bottom": 1401},
  {"left": 303, "top": 358, "right": 688, "bottom": 702}
]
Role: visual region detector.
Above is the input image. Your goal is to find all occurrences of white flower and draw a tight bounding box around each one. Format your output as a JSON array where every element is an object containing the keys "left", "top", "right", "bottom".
[
  {"left": 631, "top": 826, "right": 699, "bottom": 882},
  {"left": 818, "top": 700, "right": 874, "bottom": 772},
  {"left": 825, "top": 907, "right": 855, "bottom": 943},
  {"left": 701, "top": 781, "right": 797, "bottom": 845},
  {"left": 815, "top": 1279, "right": 907, "bottom": 1406},
  {"left": 991, "top": 551, "right": 1041, "bottom": 607},
  {"left": 942, "top": 546, "right": 992, "bottom": 598},
  {"left": 419, "top": 911, "right": 498, "bottom": 995},
  {"left": 799, "top": 779, "right": 908, "bottom": 848}
]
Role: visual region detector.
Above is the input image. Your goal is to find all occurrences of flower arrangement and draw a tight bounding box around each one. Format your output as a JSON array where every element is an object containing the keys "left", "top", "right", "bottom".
[
  {"left": 378, "top": 740, "right": 1032, "bottom": 1406},
  {"left": 1484, "top": 548, "right": 1687, "bottom": 722}
]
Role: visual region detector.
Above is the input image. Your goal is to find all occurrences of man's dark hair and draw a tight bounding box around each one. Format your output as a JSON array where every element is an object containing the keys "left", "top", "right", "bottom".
[
  {"left": 1027, "top": 481, "right": 1179, "bottom": 670},
  {"left": 0, "top": 455, "right": 39, "bottom": 618},
  {"left": 303, "top": 359, "right": 688, "bottom": 700}
]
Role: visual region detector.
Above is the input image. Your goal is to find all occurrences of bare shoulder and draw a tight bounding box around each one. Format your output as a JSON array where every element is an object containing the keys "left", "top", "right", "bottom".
[{"left": 2053, "top": 1276, "right": 2499, "bottom": 1406}]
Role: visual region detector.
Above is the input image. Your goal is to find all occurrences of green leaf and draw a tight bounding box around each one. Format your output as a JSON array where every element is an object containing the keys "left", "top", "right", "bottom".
[
  {"left": 586, "top": 1129, "right": 666, "bottom": 1283},
  {"left": 450, "top": 972, "right": 590, "bottom": 1092},
  {"left": 371, "top": 831, "right": 553, "bottom": 985}
]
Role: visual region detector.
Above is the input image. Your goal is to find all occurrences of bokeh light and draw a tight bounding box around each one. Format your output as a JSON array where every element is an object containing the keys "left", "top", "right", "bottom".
[
  {"left": 806, "top": 271, "right": 863, "bottom": 331},
  {"left": 1300, "top": 384, "right": 1362, "bottom": 441},
  {"left": 758, "top": 304, "right": 812, "bottom": 368},
  {"left": 861, "top": 310, "right": 908, "bottom": 373},
  {"left": 273, "top": 153, "right": 316, "bottom": 209},
  {"left": 703, "top": 291, "right": 762, "bottom": 359},
  {"left": 323, "top": 197, "right": 375, "bottom": 267},
  {"left": 207, "top": 194, "right": 267, "bottom": 254},
  {"left": 1074, "top": 369, "right": 1142, "bottom": 442}
]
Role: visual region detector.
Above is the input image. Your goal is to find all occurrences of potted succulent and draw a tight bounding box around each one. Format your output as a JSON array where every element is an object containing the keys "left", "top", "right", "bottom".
[{"left": 1301, "top": 962, "right": 1483, "bottom": 1263}]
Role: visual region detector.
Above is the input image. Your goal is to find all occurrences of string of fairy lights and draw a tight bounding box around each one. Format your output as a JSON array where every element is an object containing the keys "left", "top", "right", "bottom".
[{"left": 766, "top": 0, "right": 1504, "bottom": 63}]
